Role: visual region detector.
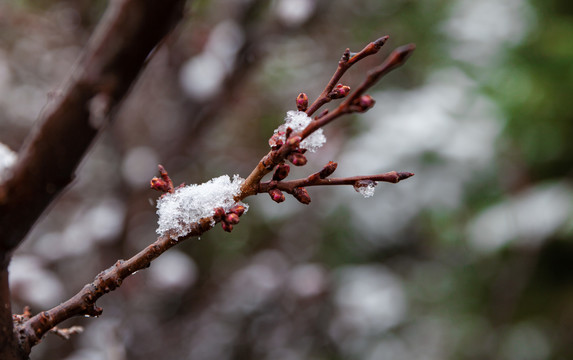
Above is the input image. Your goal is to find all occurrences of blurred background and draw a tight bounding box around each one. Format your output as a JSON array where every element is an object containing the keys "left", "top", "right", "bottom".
[{"left": 2, "top": 0, "right": 573, "bottom": 359}]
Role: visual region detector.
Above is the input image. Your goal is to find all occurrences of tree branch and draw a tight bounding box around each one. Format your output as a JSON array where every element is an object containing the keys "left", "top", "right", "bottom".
[
  {"left": 14, "top": 35, "right": 415, "bottom": 356},
  {"left": 17, "top": 218, "right": 212, "bottom": 353},
  {"left": 0, "top": 0, "right": 186, "bottom": 265}
]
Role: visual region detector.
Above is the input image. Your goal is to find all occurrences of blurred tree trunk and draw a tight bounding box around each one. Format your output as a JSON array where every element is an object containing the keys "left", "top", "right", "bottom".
[{"left": 0, "top": 0, "right": 187, "bottom": 358}]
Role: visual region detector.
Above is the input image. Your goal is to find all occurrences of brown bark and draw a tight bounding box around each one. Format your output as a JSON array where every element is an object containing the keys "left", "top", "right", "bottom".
[
  {"left": 0, "top": 0, "right": 187, "bottom": 358},
  {"left": 0, "top": 267, "right": 25, "bottom": 360}
]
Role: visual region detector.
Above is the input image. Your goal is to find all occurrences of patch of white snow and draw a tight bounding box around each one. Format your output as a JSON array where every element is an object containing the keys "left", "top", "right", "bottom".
[
  {"left": 273, "top": 110, "right": 326, "bottom": 152},
  {"left": 156, "top": 175, "right": 247, "bottom": 239}
]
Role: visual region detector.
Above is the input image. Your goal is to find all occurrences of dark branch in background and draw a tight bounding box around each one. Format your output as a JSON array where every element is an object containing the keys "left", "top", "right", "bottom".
[
  {"left": 0, "top": 0, "right": 185, "bottom": 264},
  {"left": 0, "top": 0, "right": 187, "bottom": 358}
]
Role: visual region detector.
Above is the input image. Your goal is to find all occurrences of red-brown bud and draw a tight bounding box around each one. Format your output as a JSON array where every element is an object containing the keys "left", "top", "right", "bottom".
[
  {"left": 287, "top": 152, "right": 307, "bottom": 166},
  {"left": 213, "top": 207, "right": 226, "bottom": 222},
  {"left": 272, "top": 163, "right": 290, "bottom": 181},
  {"left": 287, "top": 135, "right": 301, "bottom": 148},
  {"left": 229, "top": 204, "right": 246, "bottom": 217},
  {"left": 319, "top": 161, "right": 338, "bottom": 178},
  {"left": 221, "top": 221, "right": 233, "bottom": 232},
  {"left": 353, "top": 95, "right": 375, "bottom": 112},
  {"left": 307, "top": 173, "right": 321, "bottom": 184},
  {"left": 225, "top": 213, "right": 240, "bottom": 225},
  {"left": 269, "top": 188, "right": 285, "bottom": 203},
  {"left": 296, "top": 93, "right": 309, "bottom": 112},
  {"left": 150, "top": 177, "right": 172, "bottom": 193},
  {"left": 292, "top": 187, "right": 311, "bottom": 204},
  {"left": 150, "top": 165, "right": 175, "bottom": 193},
  {"left": 329, "top": 84, "right": 351, "bottom": 99}
]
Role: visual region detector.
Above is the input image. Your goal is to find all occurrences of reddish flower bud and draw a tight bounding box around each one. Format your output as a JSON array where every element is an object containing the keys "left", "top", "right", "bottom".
[
  {"left": 221, "top": 221, "right": 233, "bottom": 232},
  {"left": 229, "top": 204, "right": 246, "bottom": 217},
  {"left": 287, "top": 135, "right": 301, "bottom": 148},
  {"left": 150, "top": 177, "right": 171, "bottom": 193},
  {"left": 150, "top": 165, "right": 175, "bottom": 193},
  {"left": 296, "top": 93, "right": 309, "bottom": 112},
  {"left": 287, "top": 152, "right": 307, "bottom": 166},
  {"left": 273, "top": 163, "right": 290, "bottom": 181},
  {"left": 213, "top": 207, "right": 226, "bottom": 222},
  {"left": 329, "top": 84, "right": 351, "bottom": 99},
  {"left": 269, "top": 188, "right": 285, "bottom": 203},
  {"left": 292, "top": 187, "right": 311, "bottom": 204},
  {"left": 307, "top": 173, "right": 321, "bottom": 184},
  {"left": 352, "top": 95, "right": 375, "bottom": 112},
  {"left": 225, "top": 213, "right": 240, "bottom": 225},
  {"left": 269, "top": 132, "right": 284, "bottom": 149},
  {"left": 319, "top": 161, "right": 338, "bottom": 178}
]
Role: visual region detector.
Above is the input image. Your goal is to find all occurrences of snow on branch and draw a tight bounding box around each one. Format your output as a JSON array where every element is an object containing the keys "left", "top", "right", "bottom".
[
  {"left": 156, "top": 175, "right": 248, "bottom": 239},
  {"left": 272, "top": 111, "right": 326, "bottom": 153}
]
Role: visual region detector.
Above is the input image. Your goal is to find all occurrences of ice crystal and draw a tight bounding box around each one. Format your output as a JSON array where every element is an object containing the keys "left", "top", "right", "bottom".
[
  {"left": 273, "top": 110, "right": 326, "bottom": 152},
  {"left": 0, "top": 143, "right": 17, "bottom": 183},
  {"left": 156, "top": 175, "right": 248, "bottom": 239},
  {"left": 354, "top": 180, "right": 377, "bottom": 198}
]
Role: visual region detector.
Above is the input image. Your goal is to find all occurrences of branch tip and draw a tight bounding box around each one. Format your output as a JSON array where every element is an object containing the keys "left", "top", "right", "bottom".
[
  {"left": 391, "top": 43, "right": 416, "bottom": 65},
  {"left": 374, "top": 35, "right": 390, "bottom": 48},
  {"left": 398, "top": 172, "right": 415, "bottom": 181}
]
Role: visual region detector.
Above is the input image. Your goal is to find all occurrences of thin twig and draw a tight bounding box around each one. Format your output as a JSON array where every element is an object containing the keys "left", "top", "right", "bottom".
[
  {"left": 305, "top": 35, "right": 389, "bottom": 116},
  {"left": 259, "top": 171, "right": 414, "bottom": 194}
]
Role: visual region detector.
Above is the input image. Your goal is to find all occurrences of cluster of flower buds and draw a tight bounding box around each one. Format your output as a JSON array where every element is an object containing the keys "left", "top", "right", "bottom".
[
  {"left": 150, "top": 165, "right": 174, "bottom": 194},
  {"left": 213, "top": 204, "right": 246, "bottom": 232},
  {"left": 296, "top": 93, "right": 308, "bottom": 112},
  {"left": 328, "top": 84, "right": 351, "bottom": 99}
]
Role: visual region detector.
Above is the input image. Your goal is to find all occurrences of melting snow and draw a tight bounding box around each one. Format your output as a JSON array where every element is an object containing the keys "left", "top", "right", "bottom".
[
  {"left": 273, "top": 110, "right": 326, "bottom": 152},
  {"left": 354, "top": 180, "right": 378, "bottom": 198},
  {"left": 156, "top": 175, "right": 248, "bottom": 239}
]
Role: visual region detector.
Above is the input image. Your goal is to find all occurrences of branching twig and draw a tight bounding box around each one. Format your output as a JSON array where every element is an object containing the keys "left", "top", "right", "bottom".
[
  {"left": 305, "top": 35, "right": 389, "bottom": 116},
  {"left": 14, "top": 35, "right": 416, "bottom": 356},
  {"left": 240, "top": 40, "right": 415, "bottom": 197}
]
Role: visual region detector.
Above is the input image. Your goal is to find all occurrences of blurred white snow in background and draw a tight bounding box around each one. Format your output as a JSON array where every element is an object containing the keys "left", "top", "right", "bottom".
[
  {"left": 467, "top": 182, "right": 573, "bottom": 252},
  {"left": 0, "top": 142, "right": 16, "bottom": 183}
]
